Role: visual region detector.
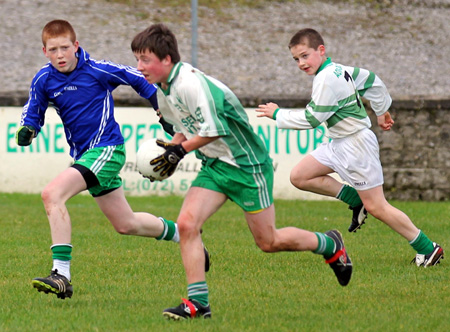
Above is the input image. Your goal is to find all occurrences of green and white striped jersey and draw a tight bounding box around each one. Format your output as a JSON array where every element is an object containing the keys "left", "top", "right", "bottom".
[
  {"left": 156, "top": 62, "right": 270, "bottom": 173},
  {"left": 276, "top": 58, "right": 392, "bottom": 139}
]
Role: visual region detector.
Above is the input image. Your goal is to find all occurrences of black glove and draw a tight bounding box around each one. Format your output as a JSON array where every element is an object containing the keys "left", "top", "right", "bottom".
[
  {"left": 159, "top": 116, "right": 175, "bottom": 136},
  {"left": 16, "top": 125, "right": 36, "bottom": 146},
  {"left": 150, "top": 139, "right": 187, "bottom": 177}
]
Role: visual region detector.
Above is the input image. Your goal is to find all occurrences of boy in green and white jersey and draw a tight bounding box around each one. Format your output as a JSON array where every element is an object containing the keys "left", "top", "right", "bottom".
[
  {"left": 132, "top": 23, "right": 354, "bottom": 320},
  {"left": 256, "top": 28, "right": 443, "bottom": 268},
  {"left": 155, "top": 62, "right": 270, "bottom": 173}
]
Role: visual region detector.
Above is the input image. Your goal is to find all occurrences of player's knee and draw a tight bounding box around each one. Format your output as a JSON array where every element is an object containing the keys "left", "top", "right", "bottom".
[
  {"left": 365, "top": 206, "right": 385, "bottom": 221},
  {"left": 41, "top": 188, "right": 49, "bottom": 204},
  {"left": 254, "top": 238, "right": 278, "bottom": 253},
  {"left": 363, "top": 203, "right": 376, "bottom": 217},
  {"left": 112, "top": 222, "right": 135, "bottom": 235},
  {"left": 41, "top": 186, "right": 57, "bottom": 206},
  {"left": 176, "top": 217, "right": 191, "bottom": 234},
  {"left": 362, "top": 200, "right": 388, "bottom": 220},
  {"left": 290, "top": 171, "right": 307, "bottom": 190},
  {"left": 176, "top": 215, "right": 198, "bottom": 237}
]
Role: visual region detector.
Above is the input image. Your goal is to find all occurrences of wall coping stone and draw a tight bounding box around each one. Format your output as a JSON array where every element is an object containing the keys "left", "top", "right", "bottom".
[{"left": 1, "top": 90, "right": 449, "bottom": 110}]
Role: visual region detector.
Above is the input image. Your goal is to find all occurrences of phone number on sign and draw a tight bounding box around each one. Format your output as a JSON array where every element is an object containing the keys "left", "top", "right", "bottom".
[{"left": 122, "top": 178, "right": 192, "bottom": 194}]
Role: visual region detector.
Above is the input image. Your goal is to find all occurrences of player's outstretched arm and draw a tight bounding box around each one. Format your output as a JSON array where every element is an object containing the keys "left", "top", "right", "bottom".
[{"left": 255, "top": 102, "right": 279, "bottom": 119}]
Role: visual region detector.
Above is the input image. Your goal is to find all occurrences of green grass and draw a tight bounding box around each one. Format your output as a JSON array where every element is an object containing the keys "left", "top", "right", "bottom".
[{"left": 0, "top": 193, "right": 449, "bottom": 331}]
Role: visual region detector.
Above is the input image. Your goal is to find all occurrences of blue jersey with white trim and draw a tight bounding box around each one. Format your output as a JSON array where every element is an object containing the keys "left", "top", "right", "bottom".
[{"left": 20, "top": 46, "right": 156, "bottom": 160}]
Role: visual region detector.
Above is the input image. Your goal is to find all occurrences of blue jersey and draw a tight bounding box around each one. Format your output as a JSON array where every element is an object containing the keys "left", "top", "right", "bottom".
[{"left": 20, "top": 46, "right": 156, "bottom": 160}]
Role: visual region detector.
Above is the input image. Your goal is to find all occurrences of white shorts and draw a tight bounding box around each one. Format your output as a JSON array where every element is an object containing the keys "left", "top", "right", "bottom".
[{"left": 310, "top": 128, "right": 383, "bottom": 191}]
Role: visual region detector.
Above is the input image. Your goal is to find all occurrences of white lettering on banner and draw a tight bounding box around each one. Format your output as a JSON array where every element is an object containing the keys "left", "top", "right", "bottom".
[{"left": 0, "top": 107, "right": 338, "bottom": 200}]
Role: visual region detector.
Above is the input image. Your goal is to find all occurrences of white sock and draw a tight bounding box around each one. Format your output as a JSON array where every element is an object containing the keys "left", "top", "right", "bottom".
[
  {"left": 52, "top": 259, "right": 71, "bottom": 280},
  {"left": 172, "top": 223, "right": 180, "bottom": 243}
]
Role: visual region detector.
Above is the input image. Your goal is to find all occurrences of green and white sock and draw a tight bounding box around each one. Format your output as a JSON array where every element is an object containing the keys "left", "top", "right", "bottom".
[
  {"left": 51, "top": 244, "right": 72, "bottom": 280},
  {"left": 409, "top": 230, "right": 434, "bottom": 255},
  {"left": 337, "top": 184, "right": 362, "bottom": 208},
  {"left": 156, "top": 217, "right": 179, "bottom": 243},
  {"left": 188, "top": 281, "right": 209, "bottom": 306},
  {"left": 313, "top": 233, "right": 336, "bottom": 259}
]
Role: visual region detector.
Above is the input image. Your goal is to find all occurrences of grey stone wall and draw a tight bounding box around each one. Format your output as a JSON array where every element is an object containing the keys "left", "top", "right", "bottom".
[
  {"left": 2, "top": 91, "right": 448, "bottom": 201},
  {"left": 369, "top": 98, "right": 450, "bottom": 201}
]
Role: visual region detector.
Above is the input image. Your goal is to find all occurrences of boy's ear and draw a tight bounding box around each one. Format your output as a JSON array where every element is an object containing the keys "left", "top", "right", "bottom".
[
  {"left": 162, "top": 54, "right": 172, "bottom": 65},
  {"left": 318, "top": 45, "right": 326, "bottom": 55},
  {"left": 42, "top": 46, "right": 49, "bottom": 58}
]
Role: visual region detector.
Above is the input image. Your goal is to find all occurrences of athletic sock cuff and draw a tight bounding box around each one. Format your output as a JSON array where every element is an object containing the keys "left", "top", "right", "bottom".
[
  {"left": 313, "top": 232, "right": 327, "bottom": 254},
  {"left": 164, "top": 220, "right": 176, "bottom": 241},
  {"left": 51, "top": 244, "right": 73, "bottom": 261},
  {"left": 156, "top": 217, "right": 168, "bottom": 241},
  {"left": 337, "top": 184, "right": 362, "bottom": 207},
  {"left": 408, "top": 230, "right": 421, "bottom": 244}
]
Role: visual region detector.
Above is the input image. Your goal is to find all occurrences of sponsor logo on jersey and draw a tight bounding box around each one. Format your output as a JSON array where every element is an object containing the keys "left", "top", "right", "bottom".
[{"left": 334, "top": 65, "right": 343, "bottom": 78}]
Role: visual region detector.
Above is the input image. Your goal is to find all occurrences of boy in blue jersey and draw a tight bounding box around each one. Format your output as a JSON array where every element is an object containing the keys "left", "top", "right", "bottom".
[
  {"left": 256, "top": 28, "right": 443, "bottom": 268},
  {"left": 15, "top": 20, "right": 196, "bottom": 300},
  {"left": 132, "top": 23, "right": 354, "bottom": 320}
]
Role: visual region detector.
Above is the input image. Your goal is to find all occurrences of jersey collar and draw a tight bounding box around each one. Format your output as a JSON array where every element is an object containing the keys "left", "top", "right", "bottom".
[
  {"left": 316, "top": 57, "right": 332, "bottom": 75},
  {"left": 158, "top": 62, "right": 183, "bottom": 95}
]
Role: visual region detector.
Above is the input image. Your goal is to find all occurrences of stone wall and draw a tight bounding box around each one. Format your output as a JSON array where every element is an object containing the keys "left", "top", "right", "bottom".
[
  {"left": 2, "top": 91, "right": 448, "bottom": 201},
  {"left": 370, "top": 98, "right": 450, "bottom": 201}
]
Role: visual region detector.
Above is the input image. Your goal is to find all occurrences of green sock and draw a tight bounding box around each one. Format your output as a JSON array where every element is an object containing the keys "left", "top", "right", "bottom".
[
  {"left": 313, "top": 233, "right": 336, "bottom": 259},
  {"left": 51, "top": 244, "right": 72, "bottom": 261},
  {"left": 409, "top": 230, "right": 434, "bottom": 255},
  {"left": 337, "top": 184, "right": 362, "bottom": 208},
  {"left": 188, "top": 281, "right": 209, "bottom": 306},
  {"left": 156, "top": 217, "right": 177, "bottom": 241}
]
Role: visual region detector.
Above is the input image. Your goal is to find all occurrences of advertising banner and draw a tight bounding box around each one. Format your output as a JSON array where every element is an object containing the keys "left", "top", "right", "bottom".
[{"left": 1, "top": 106, "right": 337, "bottom": 200}]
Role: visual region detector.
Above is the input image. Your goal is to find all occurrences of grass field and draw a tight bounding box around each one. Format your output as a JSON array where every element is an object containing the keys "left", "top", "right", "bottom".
[{"left": 0, "top": 193, "right": 448, "bottom": 331}]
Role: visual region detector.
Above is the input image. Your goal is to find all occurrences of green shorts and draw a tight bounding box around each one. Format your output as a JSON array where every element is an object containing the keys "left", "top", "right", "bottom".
[
  {"left": 73, "top": 144, "right": 125, "bottom": 197},
  {"left": 191, "top": 159, "right": 274, "bottom": 212}
]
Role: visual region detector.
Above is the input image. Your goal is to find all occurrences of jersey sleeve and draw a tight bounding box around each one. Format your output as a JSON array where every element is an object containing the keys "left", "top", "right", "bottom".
[
  {"left": 20, "top": 71, "right": 50, "bottom": 134},
  {"left": 276, "top": 74, "right": 338, "bottom": 130},
  {"left": 93, "top": 60, "right": 157, "bottom": 99},
  {"left": 276, "top": 108, "right": 315, "bottom": 130},
  {"left": 347, "top": 66, "right": 392, "bottom": 116}
]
